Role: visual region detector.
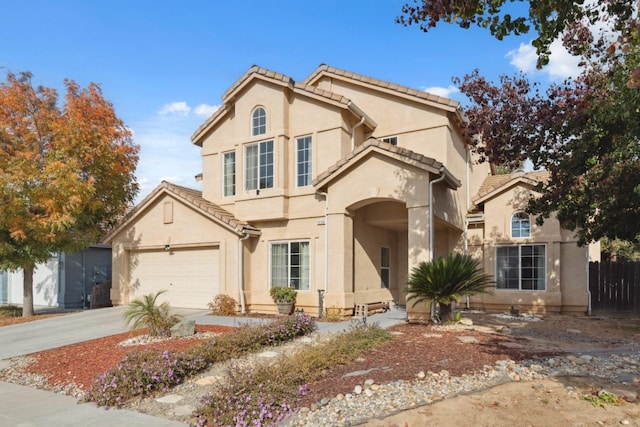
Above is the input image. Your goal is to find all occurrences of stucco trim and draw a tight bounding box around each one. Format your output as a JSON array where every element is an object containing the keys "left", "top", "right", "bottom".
[
  {"left": 313, "top": 137, "right": 461, "bottom": 190},
  {"left": 191, "top": 65, "right": 376, "bottom": 146},
  {"left": 102, "top": 182, "right": 259, "bottom": 243}
]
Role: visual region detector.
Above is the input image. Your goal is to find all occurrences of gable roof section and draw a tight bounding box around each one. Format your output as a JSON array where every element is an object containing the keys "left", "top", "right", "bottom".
[
  {"left": 472, "top": 170, "right": 549, "bottom": 207},
  {"left": 303, "top": 64, "right": 463, "bottom": 118},
  {"left": 102, "top": 182, "right": 259, "bottom": 243},
  {"left": 191, "top": 65, "right": 376, "bottom": 146},
  {"left": 313, "top": 137, "right": 461, "bottom": 190}
]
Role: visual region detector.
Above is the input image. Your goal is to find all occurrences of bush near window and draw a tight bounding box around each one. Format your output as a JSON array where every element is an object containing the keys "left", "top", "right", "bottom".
[
  {"left": 85, "top": 314, "right": 316, "bottom": 408},
  {"left": 270, "top": 286, "right": 297, "bottom": 304}
]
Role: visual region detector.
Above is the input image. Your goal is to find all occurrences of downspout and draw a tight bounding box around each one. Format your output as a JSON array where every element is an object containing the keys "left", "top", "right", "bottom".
[
  {"left": 464, "top": 146, "right": 471, "bottom": 309},
  {"left": 316, "top": 191, "right": 329, "bottom": 317},
  {"left": 586, "top": 247, "right": 592, "bottom": 316},
  {"left": 349, "top": 106, "right": 366, "bottom": 151},
  {"left": 429, "top": 167, "right": 447, "bottom": 321},
  {"left": 429, "top": 167, "right": 447, "bottom": 262},
  {"left": 238, "top": 232, "right": 251, "bottom": 315}
]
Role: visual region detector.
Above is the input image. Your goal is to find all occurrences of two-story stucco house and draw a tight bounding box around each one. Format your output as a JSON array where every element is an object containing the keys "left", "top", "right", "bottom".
[{"left": 104, "top": 65, "right": 597, "bottom": 317}]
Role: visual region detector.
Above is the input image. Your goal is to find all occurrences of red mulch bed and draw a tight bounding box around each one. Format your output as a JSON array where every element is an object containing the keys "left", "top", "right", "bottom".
[{"left": 20, "top": 325, "right": 234, "bottom": 391}]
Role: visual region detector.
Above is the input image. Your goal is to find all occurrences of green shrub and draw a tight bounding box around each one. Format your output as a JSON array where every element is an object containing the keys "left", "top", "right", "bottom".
[
  {"left": 269, "top": 286, "right": 297, "bottom": 304},
  {"left": 0, "top": 305, "right": 22, "bottom": 318},
  {"left": 208, "top": 294, "right": 237, "bottom": 316},
  {"left": 124, "top": 291, "right": 181, "bottom": 337}
]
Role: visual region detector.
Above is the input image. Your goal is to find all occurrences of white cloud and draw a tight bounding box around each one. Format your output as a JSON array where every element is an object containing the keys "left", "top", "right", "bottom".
[
  {"left": 194, "top": 103, "right": 220, "bottom": 118},
  {"left": 507, "top": 40, "right": 582, "bottom": 81},
  {"left": 422, "top": 85, "right": 460, "bottom": 98},
  {"left": 158, "top": 101, "right": 191, "bottom": 116},
  {"left": 506, "top": 43, "right": 538, "bottom": 74}
]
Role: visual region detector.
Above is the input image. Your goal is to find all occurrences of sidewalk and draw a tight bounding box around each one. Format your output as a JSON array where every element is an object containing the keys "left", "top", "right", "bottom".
[{"left": 0, "top": 307, "right": 406, "bottom": 427}]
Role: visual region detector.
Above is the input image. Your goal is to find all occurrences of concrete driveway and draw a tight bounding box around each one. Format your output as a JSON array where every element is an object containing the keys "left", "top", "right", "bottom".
[{"left": 0, "top": 306, "right": 209, "bottom": 361}]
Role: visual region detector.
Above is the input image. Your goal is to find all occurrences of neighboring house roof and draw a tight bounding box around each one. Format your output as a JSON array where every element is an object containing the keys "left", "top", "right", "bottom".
[
  {"left": 102, "top": 182, "right": 259, "bottom": 243},
  {"left": 314, "top": 137, "right": 461, "bottom": 190},
  {"left": 472, "top": 170, "right": 549, "bottom": 207},
  {"left": 303, "top": 64, "right": 463, "bottom": 118},
  {"left": 191, "top": 65, "right": 376, "bottom": 146}
]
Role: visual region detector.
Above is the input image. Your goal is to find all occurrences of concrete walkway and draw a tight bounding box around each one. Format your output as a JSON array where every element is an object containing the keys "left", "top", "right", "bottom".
[{"left": 0, "top": 306, "right": 406, "bottom": 426}]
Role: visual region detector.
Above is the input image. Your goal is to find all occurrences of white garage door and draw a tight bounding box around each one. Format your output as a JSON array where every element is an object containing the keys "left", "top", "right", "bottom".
[{"left": 129, "top": 247, "right": 219, "bottom": 309}]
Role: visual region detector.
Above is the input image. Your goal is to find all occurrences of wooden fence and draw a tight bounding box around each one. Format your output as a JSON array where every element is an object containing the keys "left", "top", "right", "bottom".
[{"left": 589, "top": 261, "right": 640, "bottom": 313}]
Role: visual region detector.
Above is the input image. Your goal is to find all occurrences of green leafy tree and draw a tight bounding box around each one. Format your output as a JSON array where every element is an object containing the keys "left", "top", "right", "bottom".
[
  {"left": 406, "top": 253, "right": 494, "bottom": 321},
  {"left": 124, "top": 291, "right": 181, "bottom": 337},
  {"left": 0, "top": 71, "right": 139, "bottom": 316}
]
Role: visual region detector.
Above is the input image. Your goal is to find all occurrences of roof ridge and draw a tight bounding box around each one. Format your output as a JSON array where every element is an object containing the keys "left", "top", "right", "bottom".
[{"left": 303, "top": 64, "right": 461, "bottom": 110}]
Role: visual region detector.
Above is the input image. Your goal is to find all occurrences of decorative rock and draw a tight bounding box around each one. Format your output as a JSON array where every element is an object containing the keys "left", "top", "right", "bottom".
[
  {"left": 371, "top": 384, "right": 380, "bottom": 391},
  {"left": 354, "top": 385, "right": 363, "bottom": 394},
  {"left": 416, "top": 371, "right": 426, "bottom": 379},
  {"left": 335, "top": 393, "right": 345, "bottom": 401},
  {"left": 457, "top": 336, "right": 480, "bottom": 344},
  {"left": 298, "top": 407, "right": 310, "bottom": 414},
  {"left": 459, "top": 317, "right": 473, "bottom": 326},
  {"left": 156, "top": 394, "right": 184, "bottom": 404},
  {"left": 310, "top": 403, "right": 319, "bottom": 411},
  {"left": 364, "top": 388, "right": 373, "bottom": 397},
  {"left": 195, "top": 376, "right": 219, "bottom": 386},
  {"left": 258, "top": 350, "right": 279, "bottom": 358},
  {"left": 364, "top": 379, "right": 375, "bottom": 388},
  {"left": 171, "top": 404, "right": 194, "bottom": 416},
  {"left": 320, "top": 397, "right": 330, "bottom": 406},
  {"left": 170, "top": 319, "right": 195, "bottom": 337},
  {"left": 620, "top": 420, "right": 630, "bottom": 425},
  {"left": 422, "top": 333, "right": 443, "bottom": 338}
]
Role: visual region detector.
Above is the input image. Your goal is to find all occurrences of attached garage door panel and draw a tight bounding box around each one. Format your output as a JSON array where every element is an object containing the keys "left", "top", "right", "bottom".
[{"left": 129, "top": 247, "right": 219, "bottom": 309}]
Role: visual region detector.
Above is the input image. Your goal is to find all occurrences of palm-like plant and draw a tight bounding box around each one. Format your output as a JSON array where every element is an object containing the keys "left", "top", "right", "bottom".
[
  {"left": 406, "top": 253, "right": 494, "bottom": 322},
  {"left": 124, "top": 290, "right": 181, "bottom": 337}
]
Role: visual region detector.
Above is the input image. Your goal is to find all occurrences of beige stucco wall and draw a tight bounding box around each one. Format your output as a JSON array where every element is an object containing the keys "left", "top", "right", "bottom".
[
  {"left": 468, "top": 184, "right": 589, "bottom": 315},
  {"left": 109, "top": 193, "right": 241, "bottom": 307}
]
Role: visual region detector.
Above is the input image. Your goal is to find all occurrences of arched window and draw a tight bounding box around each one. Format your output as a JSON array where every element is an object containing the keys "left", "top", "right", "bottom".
[
  {"left": 511, "top": 212, "right": 531, "bottom": 238},
  {"left": 252, "top": 107, "right": 266, "bottom": 136}
]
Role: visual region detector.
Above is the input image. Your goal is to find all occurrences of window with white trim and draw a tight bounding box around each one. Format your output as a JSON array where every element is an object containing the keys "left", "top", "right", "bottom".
[
  {"left": 252, "top": 107, "right": 266, "bottom": 136},
  {"left": 382, "top": 136, "right": 398, "bottom": 146},
  {"left": 222, "top": 151, "right": 235, "bottom": 197},
  {"left": 381, "top": 247, "right": 390, "bottom": 288},
  {"left": 511, "top": 211, "right": 531, "bottom": 238},
  {"left": 245, "top": 140, "right": 274, "bottom": 191},
  {"left": 296, "top": 136, "right": 312, "bottom": 187},
  {"left": 496, "top": 245, "right": 546, "bottom": 290},
  {"left": 270, "top": 241, "right": 310, "bottom": 290}
]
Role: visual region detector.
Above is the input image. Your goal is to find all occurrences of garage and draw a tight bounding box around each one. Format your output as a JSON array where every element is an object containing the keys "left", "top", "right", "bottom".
[{"left": 128, "top": 246, "right": 219, "bottom": 309}]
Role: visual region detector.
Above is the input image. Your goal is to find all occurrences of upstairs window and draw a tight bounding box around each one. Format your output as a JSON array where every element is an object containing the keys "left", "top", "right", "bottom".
[
  {"left": 245, "top": 140, "right": 274, "bottom": 191},
  {"left": 252, "top": 107, "right": 266, "bottom": 136},
  {"left": 296, "top": 136, "right": 312, "bottom": 187},
  {"left": 382, "top": 136, "right": 398, "bottom": 146},
  {"left": 511, "top": 212, "right": 531, "bottom": 238},
  {"left": 223, "top": 151, "right": 236, "bottom": 197}
]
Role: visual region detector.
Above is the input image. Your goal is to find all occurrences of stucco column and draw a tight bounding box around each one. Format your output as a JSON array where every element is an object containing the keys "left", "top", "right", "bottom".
[
  {"left": 407, "top": 205, "right": 430, "bottom": 269},
  {"left": 326, "top": 212, "right": 354, "bottom": 310},
  {"left": 406, "top": 204, "right": 430, "bottom": 320}
]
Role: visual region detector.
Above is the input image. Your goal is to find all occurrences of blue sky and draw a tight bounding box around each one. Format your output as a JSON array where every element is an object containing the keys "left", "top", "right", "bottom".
[{"left": 1, "top": 0, "right": 580, "bottom": 202}]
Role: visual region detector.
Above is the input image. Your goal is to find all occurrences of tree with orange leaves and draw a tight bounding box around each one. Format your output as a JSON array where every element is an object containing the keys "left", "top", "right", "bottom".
[{"left": 0, "top": 71, "right": 139, "bottom": 316}]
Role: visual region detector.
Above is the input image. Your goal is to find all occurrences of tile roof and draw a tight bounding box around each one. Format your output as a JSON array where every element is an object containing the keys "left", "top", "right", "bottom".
[
  {"left": 473, "top": 170, "right": 549, "bottom": 205},
  {"left": 103, "top": 182, "right": 258, "bottom": 243},
  {"left": 313, "top": 137, "right": 461, "bottom": 189},
  {"left": 191, "top": 65, "right": 375, "bottom": 145},
  {"left": 303, "top": 64, "right": 461, "bottom": 111}
]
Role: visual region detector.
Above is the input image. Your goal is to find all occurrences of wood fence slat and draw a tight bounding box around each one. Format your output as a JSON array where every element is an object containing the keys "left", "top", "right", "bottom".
[{"left": 588, "top": 261, "right": 640, "bottom": 314}]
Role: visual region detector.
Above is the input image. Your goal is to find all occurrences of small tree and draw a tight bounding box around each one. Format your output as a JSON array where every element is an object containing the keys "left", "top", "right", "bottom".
[
  {"left": 406, "top": 253, "right": 494, "bottom": 322},
  {"left": 0, "top": 71, "right": 139, "bottom": 316},
  {"left": 124, "top": 291, "right": 181, "bottom": 337}
]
